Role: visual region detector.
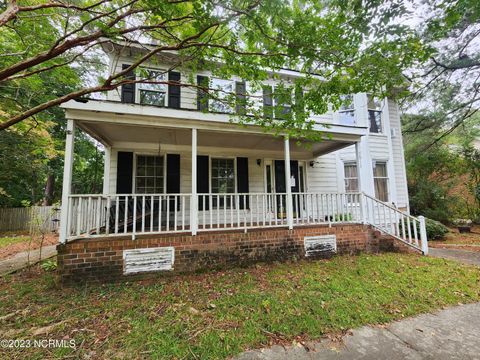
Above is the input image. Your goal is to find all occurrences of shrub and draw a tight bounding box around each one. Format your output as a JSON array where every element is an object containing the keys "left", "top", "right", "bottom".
[
  {"left": 400, "top": 217, "right": 449, "bottom": 241},
  {"left": 424, "top": 218, "right": 449, "bottom": 240}
]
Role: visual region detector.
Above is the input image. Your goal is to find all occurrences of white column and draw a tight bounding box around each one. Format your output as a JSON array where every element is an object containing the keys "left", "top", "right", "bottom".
[
  {"left": 190, "top": 128, "right": 198, "bottom": 235},
  {"left": 102, "top": 146, "right": 111, "bottom": 195},
  {"left": 355, "top": 139, "right": 375, "bottom": 197},
  {"left": 382, "top": 98, "right": 398, "bottom": 206},
  {"left": 284, "top": 137, "right": 294, "bottom": 230},
  {"left": 59, "top": 119, "right": 75, "bottom": 243},
  {"left": 419, "top": 215, "right": 428, "bottom": 255}
]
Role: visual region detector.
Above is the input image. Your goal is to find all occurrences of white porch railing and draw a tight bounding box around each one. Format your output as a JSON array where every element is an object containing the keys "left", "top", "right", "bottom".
[{"left": 65, "top": 192, "right": 427, "bottom": 254}]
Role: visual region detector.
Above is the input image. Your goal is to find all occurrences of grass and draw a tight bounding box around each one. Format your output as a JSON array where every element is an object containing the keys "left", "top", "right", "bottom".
[
  {"left": 0, "top": 235, "right": 30, "bottom": 248},
  {"left": 1, "top": 253, "right": 480, "bottom": 359}
]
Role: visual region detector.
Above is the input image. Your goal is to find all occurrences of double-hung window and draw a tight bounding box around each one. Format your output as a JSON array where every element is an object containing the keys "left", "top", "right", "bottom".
[
  {"left": 210, "top": 78, "right": 234, "bottom": 113},
  {"left": 368, "top": 95, "right": 383, "bottom": 133},
  {"left": 344, "top": 162, "right": 359, "bottom": 192},
  {"left": 138, "top": 69, "right": 167, "bottom": 106},
  {"left": 211, "top": 158, "right": 235, "bottom": 208},
  {"left": 274, "top": 87, "right": 292, "bottom": 119},
  {"left": 373, "top": 161, "right": 388, "bottom": 202},
  {"left": 135, "top": 155, "right": 164, "bottom": 194},
  {"left": 339, "top": 95, "right": 355, "bottom": 125}
]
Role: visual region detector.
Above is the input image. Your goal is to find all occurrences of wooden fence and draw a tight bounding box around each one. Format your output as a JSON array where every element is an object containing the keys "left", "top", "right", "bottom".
[{"left": 0, "top": 206, "right": 61, "bottom": 233}]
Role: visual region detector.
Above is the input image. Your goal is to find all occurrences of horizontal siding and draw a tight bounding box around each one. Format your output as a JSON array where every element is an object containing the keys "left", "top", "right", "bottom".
[
  {"left": 306, "top": 153, "right": 339, "bottom": 193},
  {"left": 388, "top": 100, "right": 409, "bottom": 208}
]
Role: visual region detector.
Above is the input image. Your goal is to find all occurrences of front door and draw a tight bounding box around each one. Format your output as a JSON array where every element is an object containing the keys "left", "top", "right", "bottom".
[{"left": 268, "top": 160, "right": 302, "bottom": 217}]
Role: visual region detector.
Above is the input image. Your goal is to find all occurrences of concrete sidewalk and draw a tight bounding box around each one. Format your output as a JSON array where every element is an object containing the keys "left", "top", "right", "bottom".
[
  {"left": 236, "top": 302, "right": 480, "bottom": 360},
  {"left": 0, "top": 245, "right": 57, "bottom": 276}
]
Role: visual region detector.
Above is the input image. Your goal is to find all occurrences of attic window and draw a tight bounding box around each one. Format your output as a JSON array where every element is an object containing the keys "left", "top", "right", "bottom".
[{"left": 339, "top": 95, "right": 355, "bottom": 125}]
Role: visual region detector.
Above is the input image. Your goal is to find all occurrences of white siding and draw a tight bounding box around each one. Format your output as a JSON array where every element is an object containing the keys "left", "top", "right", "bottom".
[{"left": 388, "top": 100, "right": 409, "bottom": 208}]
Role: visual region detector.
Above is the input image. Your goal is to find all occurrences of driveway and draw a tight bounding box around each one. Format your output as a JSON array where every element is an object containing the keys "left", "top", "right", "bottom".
[
  {"left": 429, "top": 247, "right": 480, "bottom": 266},
  {"left": 236, "top": 302, "right": 480, "bottom": 359}
]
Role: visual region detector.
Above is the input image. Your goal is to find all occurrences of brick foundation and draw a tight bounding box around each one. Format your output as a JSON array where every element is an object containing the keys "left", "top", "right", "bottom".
[{"left": 57, "top": 224, "right": 407, "bottom": 284}]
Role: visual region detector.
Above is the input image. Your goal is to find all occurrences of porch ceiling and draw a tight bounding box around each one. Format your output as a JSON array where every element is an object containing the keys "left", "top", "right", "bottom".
[{"left": 78, "top": 120, "right": 354, "bottom": 157}]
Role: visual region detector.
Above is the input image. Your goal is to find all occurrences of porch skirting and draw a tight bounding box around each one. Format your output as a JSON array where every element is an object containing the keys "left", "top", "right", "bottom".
[{"left": 57, "top": 224, "right": 410, "bottom": 284}]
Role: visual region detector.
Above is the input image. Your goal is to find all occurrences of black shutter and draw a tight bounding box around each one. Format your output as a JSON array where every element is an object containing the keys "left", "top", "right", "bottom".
[
  {"left": 197, "top": 75, "right": 209, "bottom": 111},
  {"left": 166, "top": 154, "right": 180, "bottom": 193},
  {"left": 116, "top": 151, "right": 133, "bottom": 193},
  {"left": 237, "top": 157, "right": 249, "bottom": 209},
  {"left": 168, "top": 71, "right": 181, "bottom": 109},
  {"left": 263, "top": 85, "right": 273, "bottom": 119},
  {"left": 236, "top": 81, "right": 247, "bottom": 115},
  {"left": 121, "top": 64, "right": 135, "bottom": 104},
  {"left": 197, "top": 155, "right": 209, "bottom": 210},
  {"left": 167, "top": 154, "right": 181, "bottom": 210}
]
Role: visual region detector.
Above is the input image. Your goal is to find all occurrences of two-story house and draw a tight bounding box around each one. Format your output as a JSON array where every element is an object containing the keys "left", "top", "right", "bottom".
[{"left": 57, "top": 42, "right": 428, "bottom": 283}]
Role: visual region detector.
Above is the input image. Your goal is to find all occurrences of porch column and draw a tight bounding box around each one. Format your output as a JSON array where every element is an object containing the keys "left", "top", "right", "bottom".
[
  {"left": 191, "top": 128, "right": 198, "bottom": 235},
  {"left": 355, "top": 138, "right": 375, "bottom": 197},
  {"left": 284, "top": 137, "right": 294, "bottom": 230},
  {"left": 102, "top": 145, "right": 111, "bottom": 194},
  {"left": 59, "top": 119, "right": 75, "bottom": 243}
]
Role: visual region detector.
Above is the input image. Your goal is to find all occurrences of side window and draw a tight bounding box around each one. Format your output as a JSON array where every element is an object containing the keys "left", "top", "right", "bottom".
[
  {"left": 373, "top": 161, "right": 388, "bottom": 201},
  {"left": 339, "top": 95, "right": 355, "bottom": 125},
  {"left": 344, "top": 162, "right": 358, "bottom": 192},
  {"left": 135, "top": 155, "right": 164, "bottom": 194},
  {"left": 368, "top": 95, "right": 383, "bottom": 133},
  {"left": 210, "top": 78, "right": 234, "bottom": 113}
]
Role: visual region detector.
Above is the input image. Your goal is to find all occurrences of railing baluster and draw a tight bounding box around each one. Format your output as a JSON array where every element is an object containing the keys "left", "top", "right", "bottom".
[
  {"left": 174, "top": 195, "right": 178, "bottom": 231},
  {"left": 132, "top": 196, "right": 137, "bottom": 237},
  {"left": 166, "top": 195, "right": 170, "bottom": 231},
  {"left": 141, "top": 195, "right": 145, "bottom": 233},
  {"left": 182, "top": 196, "right": 186, "bottom": 231},
  {"left": 150, "top": 195, "right": 154, "bottom": 232},
  {"left": 413, "top": 218, "right": 419, "bottom": 246},
  {"left": 158, "top": 195, "right": 162, "bottom": 232},
  {"left": 96, "top": 196, "right": 101, "bottom": 235},
  {"left": 407, "top": 216, "right": 412, "bottom": 244}
]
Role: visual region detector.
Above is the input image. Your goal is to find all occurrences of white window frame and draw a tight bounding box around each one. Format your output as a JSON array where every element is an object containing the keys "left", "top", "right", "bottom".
[
  {"left": 209, "top": 156, "right": 237, "bottom": 209},
  {"left": 372, "top": 160, "right": 389, "bottom": 202},
  {"left": 133, "top": 153, "right": 167, "bottom": 194},
  {"left": 137, "top": 68, "right": 168, "bottom": 107},
  {"left": 367, "top": 95, "right": 383, "bottom": 134},
  {"left": 343, "top": 161, "right": 359, "bottom": 193}
]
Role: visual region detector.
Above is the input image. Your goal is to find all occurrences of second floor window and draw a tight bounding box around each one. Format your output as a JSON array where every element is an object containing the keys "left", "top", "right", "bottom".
[
  {"left": 210, "top": 79, "right": 234, "bottom": 113},
  {"left": 344, "top": 162, "right": 358, "bottom": 192},
  {"left": 138, "top": 69, "right": 167, "bottom": 106},
  {"left": 368, "top": 95, "right": 383, "bottom": 133},
  {"left": 339, "top": 95, "right": 355, "bottom": 125}
]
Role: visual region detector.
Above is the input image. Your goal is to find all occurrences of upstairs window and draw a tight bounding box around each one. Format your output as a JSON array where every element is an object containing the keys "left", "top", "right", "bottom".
[
  {"left": 135, "top": 155, "right": 164, "bottom": 194},
  {"left": 210, "top": 78, "right": 234, "bottom": 113},
  {"left": 373, "top": 161, "right": 388, "bottom": 202},
  {"left": 339, "top": 95, "right": 355, "bottom": 125},
  {"left": 368, "top": 95, "right": 383, "bottom": 133},
  {"left": 138, "top": 69, "right": 167, "bottom": 107},
  {"left": 344, "top": 162, "right": 358, "bottom": 192},
  {"left": 274, "top": 87, "right": 292, "bottom": 119}
]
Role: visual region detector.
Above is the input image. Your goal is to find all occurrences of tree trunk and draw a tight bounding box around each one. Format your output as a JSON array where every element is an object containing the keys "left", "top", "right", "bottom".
[{"left": 43, "top": 173, "right": 55, "bottom": 206}]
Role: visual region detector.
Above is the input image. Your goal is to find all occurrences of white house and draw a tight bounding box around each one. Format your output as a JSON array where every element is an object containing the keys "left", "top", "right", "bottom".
[{"left": 57, "top": 42, "right": 427, "bottom": 282}]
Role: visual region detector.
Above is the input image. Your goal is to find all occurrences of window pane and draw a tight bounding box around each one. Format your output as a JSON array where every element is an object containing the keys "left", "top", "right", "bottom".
[
  {"left": 367, "top": 95, "right": 382, "bottom": 110},
  {"left": 339, "top": 110, "right": 355, "bottom": 125},
  {"left": 344, "top": 163, "right": 357, "bottom": 178},
  {"left": 138, "top": 70, "right": 166, "bottom": 92},
  {"left": 345, "top": 179, "right": 358, "bottom": 193},
  {"left": 135, "top": 155, "right": 164, "bottom": 194},
  {"left": 373, "top": 162, "right": 387, "bottom": 177},
  {"left": 374, "top": 178, "right": 388, "bottom": 202},
  {"left": 339, "top": 95, "right": 354, "bottom": 110},
  {"left": 140, "top": 90, "right": 165, "bottom": 106},
  {"left": 210, "top": 79, "right": 234, "bottom": 113},
  {"left": 369, "top": 110, "right": 382, "bottom": 133}
]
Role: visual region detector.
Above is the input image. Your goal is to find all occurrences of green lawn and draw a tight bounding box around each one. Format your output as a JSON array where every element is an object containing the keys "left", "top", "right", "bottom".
[
  {"left": 1, "top": 253, "right": 479, "bottom": 359},
  {"left": 0, "top": 235, "right": 29, "bottom": 248}
]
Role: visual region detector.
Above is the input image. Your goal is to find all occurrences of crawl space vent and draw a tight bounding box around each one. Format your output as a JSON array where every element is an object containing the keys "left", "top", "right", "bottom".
[
  {"left": 123, "top": 247, "right": 174, "bottom": 274},
  {"left": 304, "top": 235, "right": 337, "bottom": 257}
]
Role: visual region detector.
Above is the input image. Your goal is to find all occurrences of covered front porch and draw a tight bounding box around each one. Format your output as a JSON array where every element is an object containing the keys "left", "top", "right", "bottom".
[{"left": 58, "top": 116, "right": 427, "bottom": 255}]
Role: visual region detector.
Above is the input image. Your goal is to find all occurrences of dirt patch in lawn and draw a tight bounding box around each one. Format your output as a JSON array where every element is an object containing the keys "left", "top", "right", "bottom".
[
  {"left": 0, "top": 232, "right": 58, "bottom": 260},
  {"left": 429, "top": 225, "right": 480, "bottom": 251}
]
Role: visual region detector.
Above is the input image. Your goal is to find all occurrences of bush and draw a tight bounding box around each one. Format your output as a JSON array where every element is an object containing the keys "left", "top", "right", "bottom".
[
  {"left": 400, "top": 217, "right": 449, "bottom": 241},
  {"left": 425, "top": 218, "right": 449, "bottom": 240}
]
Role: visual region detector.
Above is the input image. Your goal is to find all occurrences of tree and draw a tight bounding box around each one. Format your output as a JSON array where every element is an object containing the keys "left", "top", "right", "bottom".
[
  {"left": 406, "top": 0, "right": 480, "bottom": 147},
  {"left": 0, "top": 0, "right": 425, "bottom": 138}
]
